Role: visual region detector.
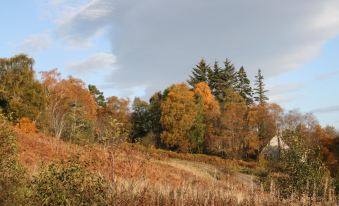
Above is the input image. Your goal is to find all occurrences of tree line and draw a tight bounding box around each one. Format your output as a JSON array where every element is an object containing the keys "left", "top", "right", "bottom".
[
  {"left": 1, "top": 54, "right": 339, "bottom": 198},
  {"left": 0, "top": 55, "right": 337, "bottom": 157}
]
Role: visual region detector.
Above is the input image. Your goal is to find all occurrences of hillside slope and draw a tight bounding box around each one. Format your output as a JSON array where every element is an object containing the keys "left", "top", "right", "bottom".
[{"left": 15, "top": 130, "right": 300, "bottom": 205}]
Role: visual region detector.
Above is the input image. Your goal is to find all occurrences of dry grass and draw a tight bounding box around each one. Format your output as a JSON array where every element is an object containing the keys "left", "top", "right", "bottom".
[{"left": 16, "top": 129, "right": 338, "bottom": 205}]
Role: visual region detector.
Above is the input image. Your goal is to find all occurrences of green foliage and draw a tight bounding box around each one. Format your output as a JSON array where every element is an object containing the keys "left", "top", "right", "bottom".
[
  {"left": 188, "top": 95, "right": 206, "bottom": 153},
  {"left": 130, "top": 97, "right": 151, "bottom": 142},
  {"left": 29, "top": 158, "right": 112, "bottom": 206},
  {"left": 0, "top": 54, "right": 46, "bottom": 122},
  {"left": 272, "top": 135, "right": 331, "bottom": 198},
  {"left": 335, "top": 175, "right": 339, "bottom": 195},
  {"left": 0, "top": 114, "right": 29, "bottom": 205},
  {"left": 235, "top": 66, "right": 253, "bottom": 105},
  {"left": 190, "top": 59, "right": 238, "bottom": 104},
  {"left": 213, "top": 59, "right": 237, "bottom": 103},
  {"left": 254, "top": 69, "right": 269, "bottom": 104},
  {"left": 88, "top": 84, "right": 106, "bottom": 108},
  {"left": 95, "top": 96, "right": 131, "bottom": 145},
  {"left": 62, "top": 103, "right": 96, "bottom": 144},
  {"left": 148, "top": 92, "right": 163, "bottom": 146},
  {"left": 187, "top": 59, "right": 211, "bottom": 87}
]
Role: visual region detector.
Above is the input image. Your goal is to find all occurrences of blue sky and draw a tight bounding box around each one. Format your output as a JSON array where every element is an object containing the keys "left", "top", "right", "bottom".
[{"left": 1, "top": 0, "right": 339, "bottom": 128}]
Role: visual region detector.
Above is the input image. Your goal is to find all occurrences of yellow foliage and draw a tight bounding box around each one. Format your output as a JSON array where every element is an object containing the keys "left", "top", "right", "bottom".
[
  {"left": 194, "top": 82, "right": 220, "bottom": 119},
  {"left": 160, "top": 83, "right": 197, "bottom": 152}
]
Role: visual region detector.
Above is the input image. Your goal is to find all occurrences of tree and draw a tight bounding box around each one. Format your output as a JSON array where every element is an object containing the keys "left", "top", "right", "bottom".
[
  {"left": 95, "top": 96, "right": 131, "bottom": 145},
  {"left": 275, "top": 132, "right": 329, "bottom": 198},
  {"left": 130, "top": 97, "right": 151, "bottom": 142},
  {"left": 219, "top": 90, "right": 248, "bottom": 158},
  {"left": 254, "top": 69, "right": 268, "bottom": 104},
  {"left": 208, "top": 59, "right": 237, "bottom": 103},
  {"left": 235, "top": 66, "right": 253, "bottom": 105},
  {"left": 41, "top": 71, "right": 97, "bottom": 142},
  {"left": 0, "top": 54, "right": 46, "bottom": 121},
  {"left": 148, "top": 92, "right": 163, "bottom": 146},
  {"left": 188, "top": 96, "right": 206, "bottom": 153},
  {"left": 193, "top": 82, "right": 220, "bottom": 136},
  {"left": 88, "top": 84, "right": 106, "bottom": 108},
  {"left": 248, "top": 103, "right": 283, "bottom": 155},
  {"left": 222, "top": 58, "right": 237, "bottom": 89},
  {"left": 187, "top": 59, "right": 211, "bottom": 87},
  {"left": 207, "top": 61, "right": 222, "bottom": 99},
  {"left": 160, "top": 83, "right": 197, "bottom": 152}
]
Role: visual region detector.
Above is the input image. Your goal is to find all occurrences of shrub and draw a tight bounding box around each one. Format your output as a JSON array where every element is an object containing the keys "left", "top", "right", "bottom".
[
  {"left": 15, "top": 117, "right": 38, "bottom": 133},
  {"left": 29, "top": 158, "right": 113, "bottom": 206},
  {"left": 0, "top": 114, "right": 28, "bottom": 205},
  {"left": 269, "top": 138, "right": 332, "bottom": 200}
]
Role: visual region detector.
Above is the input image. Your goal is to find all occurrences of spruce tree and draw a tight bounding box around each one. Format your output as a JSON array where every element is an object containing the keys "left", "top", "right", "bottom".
[
  {"left": 235, "top": 66, "right": 253, "bottom": 105},
  {"left": 187, "top": 59, "right": 211, "bottom": 87},
  {"left": 221, "top": 58, "right": 237, "bottom": 89},
  {"left": 208, "top": 61, "right": 222, "bottom": 99},
  {"left": 213, "top": 59, "right": 237, "bottom": 103},
  {"left": 88, "top": 84, "right": 106, "bottom": 107},
  {"left": 254, "top": 69, "right": 269, "bottom": 104}
]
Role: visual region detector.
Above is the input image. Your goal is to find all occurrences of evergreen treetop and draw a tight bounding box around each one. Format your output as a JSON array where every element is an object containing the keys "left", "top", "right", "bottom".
[
  {"left": 235, "top": 66, "right": 253, "bottom": 105},
  {"left": 187, "top": 59, "right": 211, "bottom": 87},
  {"left": 254, "top": 69, "right": 269, "bottom": 104}
]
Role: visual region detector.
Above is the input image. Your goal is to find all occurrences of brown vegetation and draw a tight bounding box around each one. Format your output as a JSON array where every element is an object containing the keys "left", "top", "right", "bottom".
[{"left": 15, "top": 129, "right": 337, "bottom": 205}]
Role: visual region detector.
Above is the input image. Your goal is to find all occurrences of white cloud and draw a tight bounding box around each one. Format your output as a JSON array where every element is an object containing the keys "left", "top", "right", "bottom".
[
  {"left": 311, "top": 105, "right": 339, "bottom": 114},
  {"left": 20, "top": 32, "right": 52, "bottom": 53},
  {"left": 315, "top": 70, "right": 339, "bottom": 80},
  {"left": 55, "top": 0, "right": 114, "bottom": 47},
  {"left": 268, "top": 83, "right": 304, "bottom": 95},
  {"left": 53, "top": 0, "right": 339, "bottom": 97},
  {"left": 269, "top": 95, "right": 301, "bottom": 104},
  {"left": 65, "top": 52, "right": 116, "bottom": 73}
]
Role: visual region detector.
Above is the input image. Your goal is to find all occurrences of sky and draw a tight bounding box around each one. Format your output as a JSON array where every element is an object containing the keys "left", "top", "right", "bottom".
[{"left": 1, "top": 0, "right": 339, "bottom": 128}]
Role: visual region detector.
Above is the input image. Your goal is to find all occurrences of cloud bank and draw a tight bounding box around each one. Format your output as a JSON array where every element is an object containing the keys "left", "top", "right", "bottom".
[
  {"left": 53, "top": 0, "right": 339, "bottom": 97},
  {"left": 311, "top": 105, "right": 339, "bottom": 114},
  {"left": 65, "top": 52, "right": 116, "bottom": 73},
  {"left": 20, "top": 32, "right": 53, "bottom": 53}
]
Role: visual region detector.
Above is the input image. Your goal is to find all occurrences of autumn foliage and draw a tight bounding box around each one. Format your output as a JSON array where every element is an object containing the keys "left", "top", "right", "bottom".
[
  {"left": 160, "top": 84, "right": 197, "bottom": 152},
  {"left": 16, "top": 117, "right": 38, "bottom": 134},
  {"left": 0, "top": 55, "right": 338, "bottom": 204}
]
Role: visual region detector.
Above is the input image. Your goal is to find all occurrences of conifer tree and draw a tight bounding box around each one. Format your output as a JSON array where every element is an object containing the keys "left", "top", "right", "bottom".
[
  {"left": 235, "top": 66, "right": 253, "bottom": 105},
  {"left": 208, "top": 61, "right": 222, "bottom": 99},
  {"left": 88, "top": 84, "right": 106, "bottom": 108},
  {"left": 254, "top": 69, "right": 268, "bottom": 104},
  {"left": 211, "top": 59, "right": 237, "bottom": 103},
  {"left": 221, "top": 58, "right": 237, "bottom": 89},
  {"left": 187, "top": 59, "right": 211, "bottom": 87}
]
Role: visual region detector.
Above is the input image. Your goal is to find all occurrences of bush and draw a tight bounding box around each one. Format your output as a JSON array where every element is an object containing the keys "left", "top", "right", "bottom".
[
  {"left": 268, "top": 138, "right": 332, "bottom": 200},
  {"left": 29, "top": 158, "right": 113, "bottom": 206},
  {"left": 16, "top": 117, "right": 38, "bottom": 133},
  {"left": 0, "top": 114, "right": 28, "bottom": 205}
]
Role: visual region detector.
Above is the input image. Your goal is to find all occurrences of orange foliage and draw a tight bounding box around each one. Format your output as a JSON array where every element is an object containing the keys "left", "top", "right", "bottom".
[
  {"left": 96, "top": 96, "right": 131, "bottom": 143},
  {"left": 16, "top": 117, "right": 38, "bottom": 134},
  {"left": 160, "top": 83, "right": 197, "bottom": 152},
  {"left": 248, "top": 103, "right": 281, "bottom": 149},
  {"left": 220, "top": 90, "right": 248, "bottom": 157},
  {"left": 41, "top": 70, "right": 97, "bottom": 138},
  {"left": 193, "top": 82, "right": 220, "bottom": 119},
  {"left": 58, "top": 77, "right": 97, "bottom": 120}
]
